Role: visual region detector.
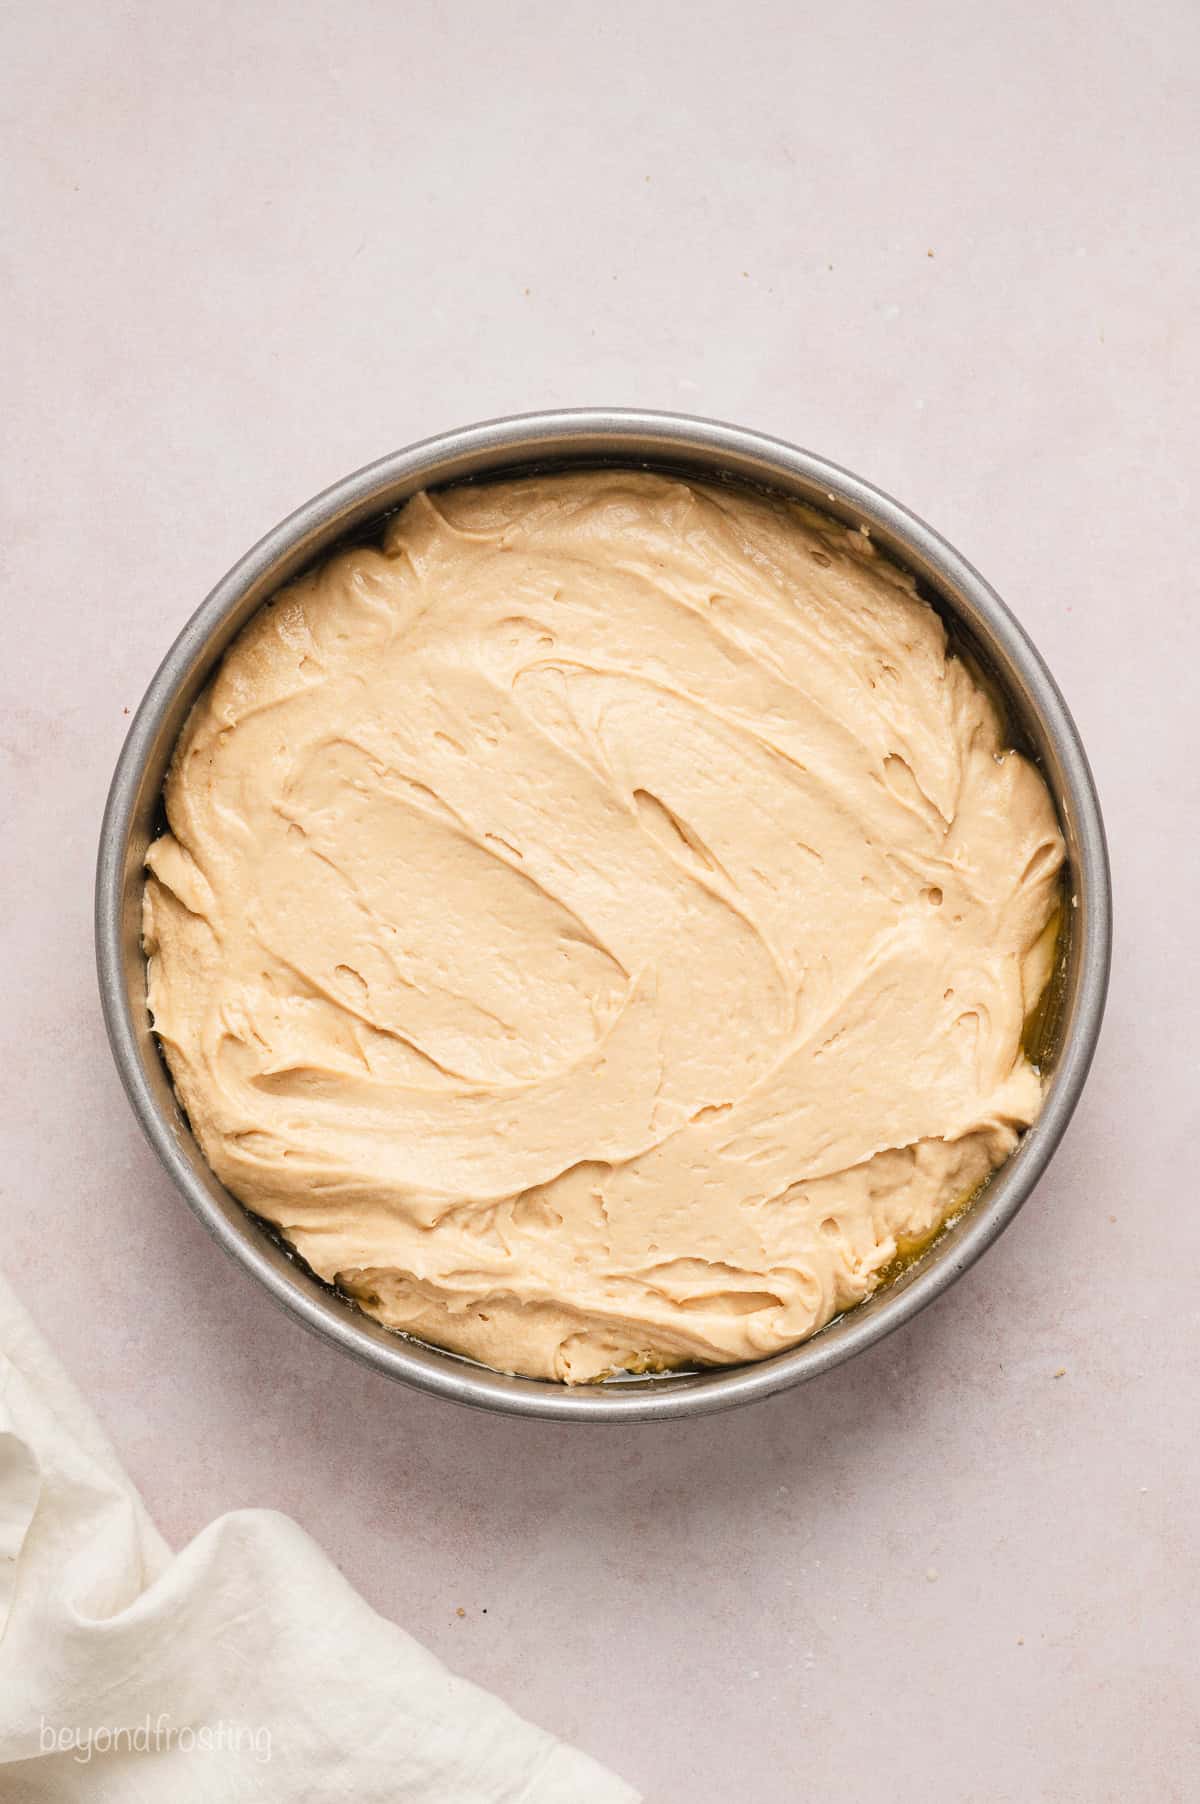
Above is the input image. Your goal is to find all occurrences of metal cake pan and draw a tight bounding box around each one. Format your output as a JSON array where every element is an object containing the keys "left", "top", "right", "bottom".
[{"left": 95, "top": 409, "right": 1112, "bottom": 1420}]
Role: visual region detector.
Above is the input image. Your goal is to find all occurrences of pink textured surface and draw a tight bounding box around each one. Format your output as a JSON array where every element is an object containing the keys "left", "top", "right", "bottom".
[{"left": 2, "top": 3, "right": 1196, "bottom": 1799}]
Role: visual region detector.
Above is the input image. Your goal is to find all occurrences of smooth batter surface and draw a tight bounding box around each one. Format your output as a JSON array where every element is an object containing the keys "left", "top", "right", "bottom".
[{"left": 144, "top": 472, "right": 1064, "bottom": 1381}]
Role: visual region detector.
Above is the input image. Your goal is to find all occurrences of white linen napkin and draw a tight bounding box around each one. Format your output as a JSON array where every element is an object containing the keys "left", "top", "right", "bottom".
[{"left": 0, "top": 1272, "right": 637, "bottom": 1802}]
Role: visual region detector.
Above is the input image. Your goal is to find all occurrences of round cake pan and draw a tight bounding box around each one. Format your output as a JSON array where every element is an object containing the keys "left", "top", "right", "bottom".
[{"left": 95, "top": 410, "right": 1111, "bottom": 1421}]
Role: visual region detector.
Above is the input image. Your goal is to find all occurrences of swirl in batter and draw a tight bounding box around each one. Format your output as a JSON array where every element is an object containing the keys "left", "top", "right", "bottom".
[{"left": 144, "top": 472, "right": 1064, "bottom": 1381}]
